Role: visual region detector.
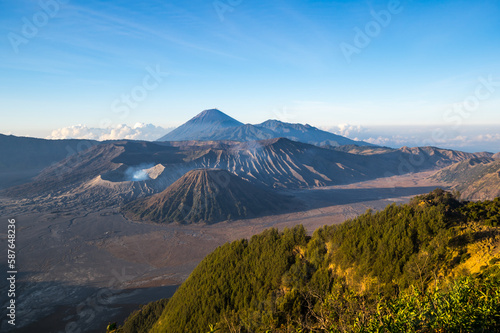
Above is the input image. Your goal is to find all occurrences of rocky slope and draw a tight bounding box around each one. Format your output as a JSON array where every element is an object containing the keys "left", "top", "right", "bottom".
[
  {"left": 4, "top": 138, "right": 493, "bottom": 209},
  {"left": 432, "top": 157, "right": 500, "bottom": 200},
  {"left": 123, "top": 169, "right": 295, "bottom": 224}
]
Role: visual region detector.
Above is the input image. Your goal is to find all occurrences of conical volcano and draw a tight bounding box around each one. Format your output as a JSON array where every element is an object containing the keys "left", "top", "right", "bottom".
[
  {"left": 156, "top": 109, "right": 373, "bottom": 146},
  {"left": 123, "top": 169, "right": 294, "bottom": 224},
  {"left": 157, "top": 109, "right": 243, "bottom": 141}
]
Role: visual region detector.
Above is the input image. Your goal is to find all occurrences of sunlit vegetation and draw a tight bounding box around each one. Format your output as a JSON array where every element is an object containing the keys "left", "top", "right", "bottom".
[{"left": 115, "top": 189, "right": 500, "bottom": 332}]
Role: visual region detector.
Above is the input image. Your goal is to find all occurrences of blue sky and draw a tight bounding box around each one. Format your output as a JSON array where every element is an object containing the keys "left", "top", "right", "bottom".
[{"left": 1, "top": 0, "right": 499, "bottom": 144}]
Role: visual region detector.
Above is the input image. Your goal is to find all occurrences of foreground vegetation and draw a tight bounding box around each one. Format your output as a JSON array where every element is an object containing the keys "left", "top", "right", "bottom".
[{"left": 110, "top": 189, "right": 500, "bottom": 332}]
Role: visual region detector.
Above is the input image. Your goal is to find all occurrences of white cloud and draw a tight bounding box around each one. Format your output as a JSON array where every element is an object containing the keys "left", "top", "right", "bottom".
[
  {"left": 360, "top": 133, "right": 500, "bottom": 152},
  {"left": 47, "top": 123, "right": 172, "bottom": 141},
  {"left": 45, "top": 122, "right": 499, "bottom": 153},
  {"left": 477, "top": 133, "right": 500, "bottom": 142},
  {"left": 326, "top": 124, "right": 364, "bottom": 138},
  {"left": 321, "top": 124, "right": 500, "bottom": 153}
]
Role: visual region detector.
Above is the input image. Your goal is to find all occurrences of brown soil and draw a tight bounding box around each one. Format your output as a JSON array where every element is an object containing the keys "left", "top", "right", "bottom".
[{"left": 0, "top": 171, "right": 445, "bottom": 332}]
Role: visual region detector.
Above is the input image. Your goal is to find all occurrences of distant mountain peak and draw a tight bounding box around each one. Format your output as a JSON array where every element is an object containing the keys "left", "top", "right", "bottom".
[
  {"left": 260, "top": 119, "right": 284, "bottom": 125},
  {"left": 192, "top": 109, "right": 240, "bottom": 123},
  {"left": 260, "top": 119, "right": 311, "bottom": 126},
  {"left": 258, "top": 119, "right": 314, "bottom": 130},
  {"left": 198, "top": 108, "right": 222, "bottom": 114},
  {"left": 156, "top": 109, "right": 243, "bottom": 141},
  {"left": 157, "top": 109, "right": 373, "bottom": 147}
]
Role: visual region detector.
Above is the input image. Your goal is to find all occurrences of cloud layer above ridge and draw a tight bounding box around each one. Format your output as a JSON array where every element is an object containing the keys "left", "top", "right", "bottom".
[{"left": 47, "top": 123, "right": 172, "bottom": 141}]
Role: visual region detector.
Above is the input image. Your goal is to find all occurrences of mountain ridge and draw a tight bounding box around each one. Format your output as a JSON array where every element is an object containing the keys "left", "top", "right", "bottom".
[
  {"left": 122, "top": 168, "right": 295, "bottom": 224},
  {"left": 432, "top": 157, "right": 500, "bottom": 200},
  {"left": 157, "top": 109, "right": 372, "bottom": 147},
  {"left": 4, "top": 138, "right": 494, "bottom": 209},
  {"left": 0, "top": 134, "right": 99, "bottom": 189}
]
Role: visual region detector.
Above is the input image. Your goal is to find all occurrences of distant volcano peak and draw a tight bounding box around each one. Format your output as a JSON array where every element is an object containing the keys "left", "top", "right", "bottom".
[
  {"left": 156, "top": 109, "right": 373, "bottom": 147},
  {"left": 157, "top": 109, "right": 243, "bottom": 141},
  {"left": 194, "top": 108, "right": 228, "bottom": 118},
  {"left": 190, "top": 109, "right": 242, "bottom": 125}
]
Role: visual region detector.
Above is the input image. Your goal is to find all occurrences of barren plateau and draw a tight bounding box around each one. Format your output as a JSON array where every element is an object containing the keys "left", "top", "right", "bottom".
[{"left": 0, "top": 171, "right": 444, "bottom": 332}]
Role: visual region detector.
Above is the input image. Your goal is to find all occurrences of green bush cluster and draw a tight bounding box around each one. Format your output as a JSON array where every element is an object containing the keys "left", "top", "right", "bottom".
[
  {"left": 149, "top": 226, "right": 308, "bottom": 332},
  {"left": 115, "top": 190, "right": 500, "bottom": 332},
  {"left": 362, "top": 276, "right": 500, "bottom": 332},
  {"left": 461, "top": 197, "right": 500, "bottom": 226}
]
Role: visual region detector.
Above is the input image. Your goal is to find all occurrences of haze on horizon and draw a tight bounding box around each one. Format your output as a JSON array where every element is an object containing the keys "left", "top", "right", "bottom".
[{"left": 1, "top": 0, "right": 499, "bottom": 151}]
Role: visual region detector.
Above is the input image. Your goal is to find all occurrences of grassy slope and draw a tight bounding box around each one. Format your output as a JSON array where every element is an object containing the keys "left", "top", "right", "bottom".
[{"left": 113, "top": 190, "right": 500, "bottom": 333}]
